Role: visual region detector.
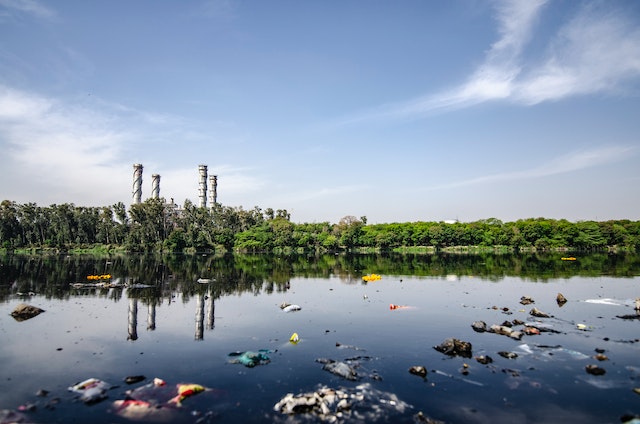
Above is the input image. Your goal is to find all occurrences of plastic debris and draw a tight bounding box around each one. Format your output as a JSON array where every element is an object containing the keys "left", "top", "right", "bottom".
[
  {"left": 289, "top": 332, "right": 300, "bottom": 344},
  {"left": 121, "top": 378, "right": 175, "bottom": 405},
  {"left": 168, "top": 383, "right": 206, "bottom": 405},
  {"left": 584, "top": 298, "right": 629, "bottom": 306},
  {"left": 112, "top": 399, "right": 178, "bottom": 422},
  {"left": 594, "top": 353, "right": 608, "bottom": 361},
  {"left": 576, "top": 323, "right": 592, "bottom": 331},
  {"left": 529, "top": 307, "right": 551, "bottom": 318},
  {"left": 585, "top": 364, "right": 606, "bottom": 376},
  {"left": 124, "top": 375, "right": 146, "bottom": 385},
  {"left": 433, "top": 338, "right": 472, "bottom": 358},
  {"left": 498, "top": 351, "right": 518, "bottom": 359},
  {"left": 319, "top": 360, "right": 359, "bottom": 381},
  {"left": 282, "top": 304, "right": 301, "bottom": 313},
  {"left": 520, "top": 296, "right": 535, "bottom": 305},
  {"left": 113, "top": 377, "right": 213, "bottom": 420},
  {"left": 475, "top": 355, "right": 493, "bottom": 365},
  {"left": 471, "top": 321, "right": 487, "bottom": 332},
  {"left": 10, "top": 303, "right": 45, "bottom": 322},
  {"left": 273, "top": 383, "right": 410, "bottom": 422},
  {"left": 68, "top": 378, "right": 112, "bottom": 404},
  {"left": 408, "top": 366, "right": 427, "bottom": 378},
  {"left": 516, "top": 343, "right": 589, "bottom": 361},
  {"left": 556, "top": 293, "right": 568, "bottom": 306},
  {"left": 196, "top": 278, "right": 214, "bottom": 284},
  {"left": 228, "top": 350, "right": 272, "bottom": 367},
  {"left": 488, "top": 324, "right": 523, "bottom": 340},
  {"left": 362, "top": 274, "right": 382, "bottom": 282}
]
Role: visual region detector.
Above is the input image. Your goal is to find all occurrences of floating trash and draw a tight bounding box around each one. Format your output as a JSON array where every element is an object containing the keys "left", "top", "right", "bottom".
[
  {"left": 520, "top": 296, "right": 535, "bottom": 305},
  {"left": 10, "top": 303, "right": 44, "bottom": 322},
  {"left": 471, "top": 321, "right": 487, "bottom": 333},
  {"left": 196, "top": 278, "right": 214, "bottom": 284},
  {"left": 434, "top": 338, "right": 472, "bottom": 358},
  {"left": 408, "top": 366, "right": 427, "bottom": 378},
  {"left": 228, "top": 350, "right": 272, "bottom": 367},
  {"left": 585, "top": 364, "right": 606, "bottom": 376},
  {"left": 488, "top": 324, "right": 523, "bottom": 340},
  {"left": 113, "top": 377, "right": 213, "bottom": 421},
  {"left": 516, "top": 344, "right": 589, "bottom": 361},
  {"left": 475, "top": 355, "right": 493, "bottom": 365},
  {"left": 362, "top": 274, "right": 382, "bottom": 282},
  {"left": 273, "top": 383, "right": 411, "bottom": 422},
  {"left": 68, "top": 378, "right": 112, "bottom": 404},
  {"left": 529, "top": 307, "right": 551, "bottom": 318},
  {"left": 124, "top": 375, "right": 146, "bottom": 385},
  {"left": 556, "top": 293, "right": 568, "bottom": 306},
  {"left": 317, "top": 359, "right": 359, "bottom": 381},
  {"left": 282, "top": 304, "right": 301, "bottom": 313},
  {"left": 86, "top": 274, "right": 112, "bottom": 280}
]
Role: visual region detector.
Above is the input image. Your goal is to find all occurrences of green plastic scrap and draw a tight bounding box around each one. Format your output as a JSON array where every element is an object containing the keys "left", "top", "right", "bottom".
[{"left": 228, "top": 349, "right": 273, "bottom": 367}]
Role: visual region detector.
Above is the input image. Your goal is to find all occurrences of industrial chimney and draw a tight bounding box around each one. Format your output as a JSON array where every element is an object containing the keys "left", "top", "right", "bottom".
[
  {"left": 151, "top": 174, "right": 160, "bottom": 199},
  {"left": 198, "top": 165, "right": 208, "bottom": 208},
  {"left": 208, "top": 175, "right": 217, "bottom": 208},
  {"left": 132, "top": 164, "right": 143, "bottom": 204}
]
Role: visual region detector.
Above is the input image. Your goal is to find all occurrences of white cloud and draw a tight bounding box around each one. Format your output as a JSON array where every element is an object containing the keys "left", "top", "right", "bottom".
[
  {"left": 516, "top": 4, "right": 640, "bottom": 104},
  {"left": 345, "top": 1, "right": 640, "bottom": 122}
]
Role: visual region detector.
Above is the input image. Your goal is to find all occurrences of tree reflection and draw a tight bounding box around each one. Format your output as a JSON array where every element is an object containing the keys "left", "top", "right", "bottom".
[{"left": 1, "top": 252, "right": 640, "bottom": 306}]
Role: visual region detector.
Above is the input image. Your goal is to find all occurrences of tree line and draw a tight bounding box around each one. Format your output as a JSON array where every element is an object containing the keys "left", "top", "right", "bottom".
[{"left": 1, "top": 199, "right": 639, "bottom": 253}]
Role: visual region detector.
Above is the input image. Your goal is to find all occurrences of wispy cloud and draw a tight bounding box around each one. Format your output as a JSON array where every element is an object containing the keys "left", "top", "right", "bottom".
[
  {"left": 0, "top": 85, "right": 129, "bottom": 204},
  {"left": 0, "top": 0, "right": 56, "bottom": 21},
  {"left": 424, "top": 145, "right": 636, "bottom": 191},
  {"left": 0, "top": 85, "right": 264, "bottom": 206},
  {"left": 344, "top": 0, "right": 640, "bottom": 123},
  {"left": 516, "top": 4, "right": 640, "bottom": 104}
]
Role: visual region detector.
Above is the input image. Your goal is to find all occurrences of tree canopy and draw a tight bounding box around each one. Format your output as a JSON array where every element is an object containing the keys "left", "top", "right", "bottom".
[{"left": 1, "top": 199, "right": 638, "bottom": 253}]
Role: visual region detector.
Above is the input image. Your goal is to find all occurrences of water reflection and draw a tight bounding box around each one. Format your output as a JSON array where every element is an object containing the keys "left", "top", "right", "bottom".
[
  {"left": 1, "top": 252, "right": 640, "bottom": 306},
  {"left": 128, "top": 298, "right": 138, "bottom": 341}
]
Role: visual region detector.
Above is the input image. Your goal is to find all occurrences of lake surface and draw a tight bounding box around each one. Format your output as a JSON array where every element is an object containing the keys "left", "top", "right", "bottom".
[{"left": 1, "top": 253, "right": 639, "bottom": 423}]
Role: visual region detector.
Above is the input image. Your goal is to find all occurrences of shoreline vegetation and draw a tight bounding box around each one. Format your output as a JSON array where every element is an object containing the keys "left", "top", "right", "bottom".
[{"left": 1, "top": 198, "right": 638, "bottom": 254}]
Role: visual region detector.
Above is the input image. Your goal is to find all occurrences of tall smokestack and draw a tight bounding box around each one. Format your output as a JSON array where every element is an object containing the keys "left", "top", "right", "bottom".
[
  {"left": 132, "top": 164, "right": 143, "bottom": 204},
  {"left": 198, "top": 165, "right": 208, "bottom": 208},
  {"left": 151, "top": 174, "right": 160, "bottom": 199},
  {"left": 208, "top": 175, "right": 217, "bottom": 208}
]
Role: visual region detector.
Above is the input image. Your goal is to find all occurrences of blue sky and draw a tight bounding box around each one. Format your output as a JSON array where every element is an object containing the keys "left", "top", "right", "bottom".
[{"left": 1, "top": 0, "right": 639, "bottom": 224}]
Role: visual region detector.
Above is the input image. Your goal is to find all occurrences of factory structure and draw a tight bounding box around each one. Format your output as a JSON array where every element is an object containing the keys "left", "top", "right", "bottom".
[{"left": 131, "top": 163, "right": 218, "bottom": 210}]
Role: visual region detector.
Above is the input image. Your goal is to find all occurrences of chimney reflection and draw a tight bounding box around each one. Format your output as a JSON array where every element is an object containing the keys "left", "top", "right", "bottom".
[
  {"left": 195, "top": 293, "right": 205, "bottom": 340},
  {"left": 195, "top": 289, "right": 216, "bottom": 340},
  {"left": 207, "top": 294, "right": 215, "bottom": 330},
  {"left": 147, "top": 302, "right": 156, "bottom": 331},
  {"left": 128, "top": 298, "right": 138, "bottom": 341}
]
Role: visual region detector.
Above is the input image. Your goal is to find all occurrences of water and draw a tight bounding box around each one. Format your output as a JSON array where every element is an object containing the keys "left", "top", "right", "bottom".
[{"left": 0, "top": 253, "right": 639, "bottom": 423}]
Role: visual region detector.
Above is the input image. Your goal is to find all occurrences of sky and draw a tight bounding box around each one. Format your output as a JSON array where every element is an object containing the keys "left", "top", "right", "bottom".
[{"left": 1, "top": 0, "right": 639, "bottom": 224}]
